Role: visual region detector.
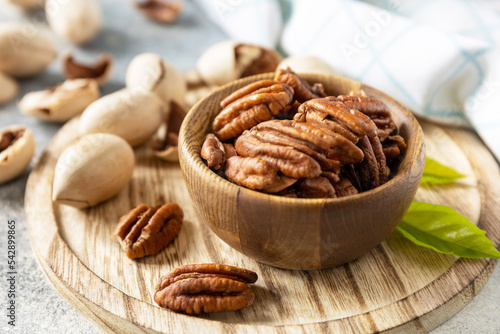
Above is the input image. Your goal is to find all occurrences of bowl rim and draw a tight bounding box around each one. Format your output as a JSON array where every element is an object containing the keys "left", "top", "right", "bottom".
[{"left": 179, "top": 72, "right": 425, "bottom": 205}]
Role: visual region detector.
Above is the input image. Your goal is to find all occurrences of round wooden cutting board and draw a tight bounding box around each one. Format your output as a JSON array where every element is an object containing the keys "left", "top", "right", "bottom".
[{"left": 25, "top": 117, "right": 500, "bottom": 334}]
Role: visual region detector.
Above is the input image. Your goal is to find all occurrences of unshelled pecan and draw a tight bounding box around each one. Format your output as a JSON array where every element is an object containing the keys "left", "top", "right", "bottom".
[
  {"left": 295, "top": 176, "right": 336, "bottom": 198},
  {"left": 297, "top": 98, "right": 378, "bottom": 138},
  {"left": 224, "top": 156, "right": 297, "bottom": 192},
  {"left": 235, "top": 130, "right": 322, "bottom": 179},
  {"left": 154, "top": 263, "right": 258, "bottom": 314},
  {"left": 275, "top": 67, "right": 326, "bottom": 102},
  {"left": 213, "top": 80, "right": 294, "bottom": 140},
  {"left": 111, "top": 203, "right": 183, "bottom": 259}
]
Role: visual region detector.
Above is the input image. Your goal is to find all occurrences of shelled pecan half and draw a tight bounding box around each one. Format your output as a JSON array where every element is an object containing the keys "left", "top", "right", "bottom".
[
  {"left": 274, "top": 67, "right": 326, "bottom": 102},
  {"left": 343, "top": 135, "right": 389, "bottom": 192},
  {"left": 254, "top": 119, "right": 363, "bottom": 165},
  {"left": 235, "top": 130, "right": 322, "bottom": 179},
  {"left": 111, "top": 203, "right": 183, "bottom": 259},
  {"left": 224, "top": 156, "right": 297, "bottom": 192},
  {"left": 382, "top": 135, "right": 407, "bottom": 161},
  {"left": 297, "top": 98, "right": 378, "bottom": 138},
  {"left": 201, "top": 134, "right": 225, "bottom": 170},
  {"left": 333, "top": 178, "right": 359, "bottom": 197},
  {"left": 212, "top": 80, "right": 294, "bottom": 141},
  {"left": 336, "top": 95, "right": 397, "bottom": 138},
  {"left": 295, "top": 176, "right": 336, "bottom": 198},
  {"left": 154, "top": 264, "right": 258, "bottom": 314}
]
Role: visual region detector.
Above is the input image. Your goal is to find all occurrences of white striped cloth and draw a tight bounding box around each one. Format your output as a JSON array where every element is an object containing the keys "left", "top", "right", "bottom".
[{"left": 194, "top": 0, "right": 500, "bottom": 160}]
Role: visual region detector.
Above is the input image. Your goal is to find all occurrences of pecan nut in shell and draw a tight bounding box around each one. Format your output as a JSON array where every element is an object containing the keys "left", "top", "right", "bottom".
[
  {"left": 154, "top": 264, "right": 258, "bottom": 314},
  {"left": 111, "top": 203, "right": 183, "bottom": 259}
]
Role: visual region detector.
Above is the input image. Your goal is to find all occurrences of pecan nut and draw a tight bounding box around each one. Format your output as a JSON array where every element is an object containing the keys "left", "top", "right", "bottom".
[
  {"left": 0, "top": 125, "right": 35, "bottom": 184},
  {"left": 297, "top": 98, "right": 378, "bottom": 138},
  {"left": 236, "top": 44, "right": 282, "bottom": 79},
  {"left": 111, "top": 203, "right": 183, "bottom": 259},
  {"left": 254, "top": 119, "right": 363, "bottom": 165},
  {"left": 201, "top": 134, "right": 226, "bottom": 170},
  {"left": 154, "top": 263, "right": 258, "bottom": 314},
  {"left": 382, "top": 135, "right": 407, "bottom": 161},
  {"left": 275, "top": 67, "right": 326, "bottom": 102},
  {"left": 343, "top": 135, "right": 388, "bottom": 192},
  {"left": 224, "top": 156, "right": 297, "bottom": 193},
  {"left": 235, "top": 130, "right": 322, "bottom": 179},
  {"left": 333, "top": 178, "right": 359, "bottom": 197},
  {"left": 212, "top": 80, "right": 294, "bottom": 141},
  {"left": 336, "top": 95, "right": 397, "bottom": 138},
  {"left": 295, "top": 176, "right": 336, "bottom": 198},
  {"left": 135, "top": 0, "right": 183, "bottom": 24}
]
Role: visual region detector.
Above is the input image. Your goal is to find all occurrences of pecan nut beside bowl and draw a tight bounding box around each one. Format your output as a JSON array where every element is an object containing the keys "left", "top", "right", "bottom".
[
  {"left": 154, "top": 264, "right": 258, "bottom": 314},
  {"left": 111, "top": 203, "right": 183, "bottom": 259}
]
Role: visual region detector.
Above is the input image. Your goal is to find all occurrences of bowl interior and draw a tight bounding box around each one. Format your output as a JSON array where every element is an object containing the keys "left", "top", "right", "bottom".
[
  {"left": 178, "top": 73, "right": 425, "bottom": 269},
  {"left": 180, "top": 73, "right": 422, "bottom": 204}
]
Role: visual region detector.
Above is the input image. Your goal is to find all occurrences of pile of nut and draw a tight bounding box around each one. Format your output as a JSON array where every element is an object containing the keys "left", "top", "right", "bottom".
[{"left": 201, "top": 68, "right": 407, "bottom": 198}]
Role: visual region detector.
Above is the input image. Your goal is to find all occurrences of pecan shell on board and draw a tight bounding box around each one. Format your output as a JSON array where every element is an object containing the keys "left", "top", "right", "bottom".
[
  {"left": 212, "top": 80, "right": 294, "bottom": 141},
  {"left": 154, "top": 264, "right": 258, "bottom": 314},
  {"left": 111, "top": 203, "right": 183, "bottom": 259}
]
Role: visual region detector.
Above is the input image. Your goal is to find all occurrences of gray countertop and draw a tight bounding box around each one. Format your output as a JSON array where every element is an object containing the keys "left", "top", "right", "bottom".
[{"left": 0, "top": 1, "right": 499, "bottom": 333}]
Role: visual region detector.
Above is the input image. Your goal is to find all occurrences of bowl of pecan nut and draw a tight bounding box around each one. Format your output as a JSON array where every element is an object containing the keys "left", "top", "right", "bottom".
[{"left": 179, "top": 68, "right": 425, "bottom": 270}]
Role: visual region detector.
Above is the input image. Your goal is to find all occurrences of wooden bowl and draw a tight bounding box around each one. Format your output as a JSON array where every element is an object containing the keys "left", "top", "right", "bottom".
[{"left": 179, "top": 73, "right": 425, "bottom": 270}]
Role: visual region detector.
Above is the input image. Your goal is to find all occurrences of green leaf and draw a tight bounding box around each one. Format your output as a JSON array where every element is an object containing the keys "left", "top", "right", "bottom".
[
  {"left": 397, "top": 202, "right": 500, "bottom": 259},
  {"left": 421, "top": 157, "right": 466, "bottom": 185}
]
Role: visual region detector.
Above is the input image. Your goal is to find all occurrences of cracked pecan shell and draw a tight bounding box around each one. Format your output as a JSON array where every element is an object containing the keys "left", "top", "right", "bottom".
[
  {"left": 274, "top": 67, "right": 326, "bottom": 102},
  {"left": 154, "top": 263, "right": 258, "bottom": 314},
  {"left": 111, "top": 203, "right": 183, "bottom": 259},
  {"left": 213, "top": 80, "right": 294, "bottom": 141},
  {"left": 235, "top": 130, "right": 322, "bottom": 179}
]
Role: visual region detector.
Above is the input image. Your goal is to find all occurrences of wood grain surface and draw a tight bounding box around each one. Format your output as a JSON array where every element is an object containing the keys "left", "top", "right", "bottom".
[{"left": 25, "top": 116, "right": 499, "bottom": 333}]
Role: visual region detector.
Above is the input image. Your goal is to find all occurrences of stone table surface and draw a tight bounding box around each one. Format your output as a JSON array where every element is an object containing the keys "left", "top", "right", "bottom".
[{"left": 0, "top": 1, "right": 499, "bottom": 333}]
